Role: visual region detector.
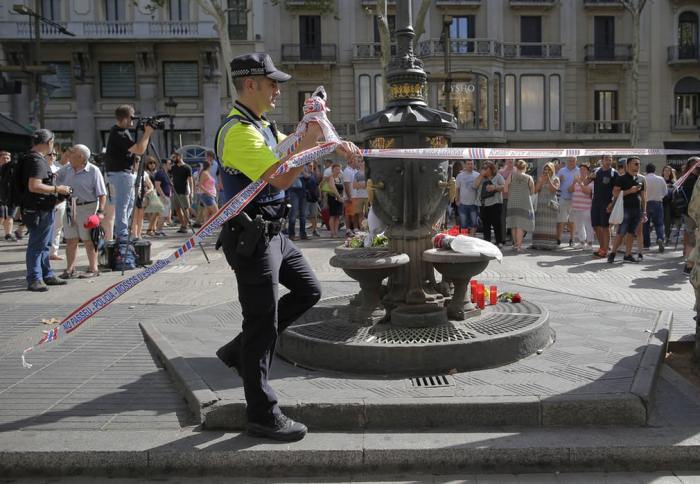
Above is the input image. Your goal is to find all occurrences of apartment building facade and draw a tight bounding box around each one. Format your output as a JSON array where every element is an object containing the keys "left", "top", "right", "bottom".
[{"left": 0, "top": 0, "right": 698, "bottom": 163}]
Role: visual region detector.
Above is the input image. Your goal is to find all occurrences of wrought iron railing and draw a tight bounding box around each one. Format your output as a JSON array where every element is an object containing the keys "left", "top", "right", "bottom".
[
  {"left": 281, "top": 44, "right": 337, "bottom": 63},
  {"left": 670, "top": 114, "right": 700, "bottom": 131},
  {"left": 566, "top": 120, "right": 631, "bottom": 135},
  {"left": 584, "top": 44, "right": 633, "bottom": 62},
  {"left": 668, "top": 45, "right": 700, "bottom": 63}
]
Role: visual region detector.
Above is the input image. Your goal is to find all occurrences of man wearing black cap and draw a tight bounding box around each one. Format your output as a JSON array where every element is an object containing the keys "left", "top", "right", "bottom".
[
  {"left": 20, "top": 129, "right": 72, "bottom": 291},
  {"left": 214, "top": 53, "right": 362, "bottom": 441}
]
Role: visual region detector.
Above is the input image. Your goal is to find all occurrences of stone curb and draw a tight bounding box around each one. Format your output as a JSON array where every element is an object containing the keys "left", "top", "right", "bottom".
[
  {"left": 140, "top": 321, "right": 219, "bottom": 423},
  {"left": 3, "top": 433, "right": 700, "bottom": 478},
  {"left": 630, "top": 310, "right": 672, "bottom": 416},
  {"left": 146, "top": 303, "right": 667, "bottom": 430}
]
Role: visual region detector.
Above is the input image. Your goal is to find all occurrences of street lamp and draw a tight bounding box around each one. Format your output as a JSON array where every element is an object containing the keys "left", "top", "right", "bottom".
[
  {"left": 441, "top": 15, "right": 453, "bottom": 116},
  {"left": 164, "top": 96, "right": 178, "bottom": 154},
  {"left": 11, "top": 2, "right": 75, "bottom": 128}
]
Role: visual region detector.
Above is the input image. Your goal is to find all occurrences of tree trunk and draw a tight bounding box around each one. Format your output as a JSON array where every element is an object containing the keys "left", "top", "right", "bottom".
[
  {"left": 196, "top": 0, "right": 235, "bottom": 101},
  {"left": 413, "top": 0, "right": 432, "bottom": 47}
]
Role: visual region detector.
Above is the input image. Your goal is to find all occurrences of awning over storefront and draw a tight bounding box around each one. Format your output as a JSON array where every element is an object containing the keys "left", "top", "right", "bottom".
[{"left": 0, "top": 113, "right": 32, "bottom": 153}]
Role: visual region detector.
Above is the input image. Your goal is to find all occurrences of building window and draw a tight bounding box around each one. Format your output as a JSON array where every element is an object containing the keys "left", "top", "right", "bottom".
[
  {"left": 679, "top": 11, "right": 699, "bottom": 60},
  {"left": 674, "top": 77, "right": 700, "bottom": 128},
  {"left": 594, "top": 16, "right": 615, "bottom": 60},
  {"left": 493, "top": 73, "right": 501, "bottom": 131},
  {"left": 43, "top": 62, "right": 72, "bottom": 98},
  {"left": 449, "top": 16, "right": 475, "bottom": 54},
  {"left": 105, "top": 0, "right": 126, "bottom": 21},
  {"left": 505, "top": 74, "right": 516, "bottom": 131},
  {"left": 594, "top": 90, "right": 618, "bottom": 133},
  {"left": 520, "top": 16, "right": 542, "bottom": 57},
  {"left": 438, "top": 73, "right": 488, "bottom": 130},
  {"left": 373, "top": 15, "right": 396, "bottom": 56},
  {"left": 100, "top": 62, "right": 135, "bottom": 98},
  {"left": 228, "top": 0, "right": 247, "bottom": 40},
  {"left": 298, "top": 90, "right": 314, "bottom": 120},
  {"left": 53, "top": 131, "right": 74, "bottom": 151},
  {"left": 169, "top": 0, "right": 189, "bottom": 21},
  {"left": 375, "top": 75, "right": 384, "bottom": 111},
  {"left": 520, "top": 75, "right": 545, "bottom": 131},
  {"left": 359, "top": 75, "right": 371, "bottom": 118},
  {"left": 42, "top": 0, "right": 61, "bottom": 21},
  {"left": 172, "top": 131, "right": 202, "bottom": 151},
  {"left": 300, "top": 15, "right": 322, "bottom": 61},
  {"left": 163, "top": 62, "right": 199, "bottom": 97},
  {"left": 549, "top": 75, "right": 560, "bottom": 131}
]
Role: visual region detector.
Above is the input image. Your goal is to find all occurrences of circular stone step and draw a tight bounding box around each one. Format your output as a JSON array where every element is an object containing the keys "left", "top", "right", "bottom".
[{"left": 278, "top": 295, "right": 552, "bottom": 375}]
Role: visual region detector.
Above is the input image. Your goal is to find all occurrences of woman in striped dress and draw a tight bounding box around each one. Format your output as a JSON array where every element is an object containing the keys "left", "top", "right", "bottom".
[
  {"left": 531, "top": 162, "right": 560, "bottom": 250},
  {"left": 569, "top": 163, "right": 594, "bottom": 248},
  {"left": 505, "top": 159, "right": 535, "bottom": 252}
]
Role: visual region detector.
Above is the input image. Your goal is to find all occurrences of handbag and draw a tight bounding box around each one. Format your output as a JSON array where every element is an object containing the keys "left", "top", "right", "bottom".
[
  {"left": 548, "top": 197, "right": 560, "bottom": 211},
  {"left": 609, "top": 195, "right": 624, "bottom": 225}
]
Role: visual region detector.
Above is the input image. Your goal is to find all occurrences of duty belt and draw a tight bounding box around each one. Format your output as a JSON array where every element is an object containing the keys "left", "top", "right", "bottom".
[{"left": 264, "top": 219, "right": 283, "bottom": 238}]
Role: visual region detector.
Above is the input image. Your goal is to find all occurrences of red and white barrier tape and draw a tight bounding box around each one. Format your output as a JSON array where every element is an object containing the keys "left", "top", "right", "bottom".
[
  {"left": 21, "top": 87, "right": 341, "bottom": 368},
  {"left": 362, "top": 147, "right": 698, "bottom": 161}
]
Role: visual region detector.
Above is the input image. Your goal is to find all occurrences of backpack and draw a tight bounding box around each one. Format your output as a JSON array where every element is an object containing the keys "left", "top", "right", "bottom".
[
  {"left": 672, "top": 187, "right": 689, "bottom": 215},
  {"left": 0, "top": 158, "right": 23, "bottom": 208},
  {"left": 111, "top": 239, "right": 137, "bottom": 271}
]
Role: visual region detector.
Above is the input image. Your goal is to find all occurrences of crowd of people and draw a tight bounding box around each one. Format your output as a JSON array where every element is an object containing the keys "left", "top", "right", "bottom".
[
  {"left": 452, "top": 155, "right": 700, "bottom": 271},
  {"left": 0, "top": 104, "right": 374, "bottom": 292}
]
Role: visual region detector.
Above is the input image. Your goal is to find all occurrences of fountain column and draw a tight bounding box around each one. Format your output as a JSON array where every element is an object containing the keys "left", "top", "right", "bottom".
[{"left": 357, "top": 0, "right": 457, "bottom": 327}]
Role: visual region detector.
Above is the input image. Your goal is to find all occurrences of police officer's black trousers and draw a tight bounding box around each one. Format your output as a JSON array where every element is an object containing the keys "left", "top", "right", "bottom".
[{"left": 221, "top": 232, "right": 321, "bottom": 424}]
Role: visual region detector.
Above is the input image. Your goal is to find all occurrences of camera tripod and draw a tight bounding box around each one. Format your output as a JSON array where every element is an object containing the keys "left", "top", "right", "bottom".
[{"left": 122, "top": 122, "right": 210, "bottom": 275}]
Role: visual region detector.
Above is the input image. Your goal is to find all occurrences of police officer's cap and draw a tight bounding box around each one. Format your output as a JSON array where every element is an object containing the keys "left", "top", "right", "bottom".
[{"left": 230, "top": 53, "right": 291, "bottom": 82}]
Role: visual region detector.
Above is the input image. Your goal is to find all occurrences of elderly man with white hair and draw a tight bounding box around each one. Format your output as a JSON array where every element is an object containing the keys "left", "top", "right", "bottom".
[{"left": 55, "top": 144, "right": 107, "bottom": 279}]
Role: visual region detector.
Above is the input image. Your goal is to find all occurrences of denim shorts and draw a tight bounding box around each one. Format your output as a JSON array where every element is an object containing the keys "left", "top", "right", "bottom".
[
  {"left": 619, "top": 207, "right": 641, "bottom": 236},
  {"left": 199, "top": 194, "right": 217, "bottom": 207}
]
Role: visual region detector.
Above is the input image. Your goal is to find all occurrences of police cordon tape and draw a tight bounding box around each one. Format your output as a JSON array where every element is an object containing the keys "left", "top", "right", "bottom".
[
  {"left": 20, "top": 102, "right": 700, "bottom": 367},
  {"left": 21, "top": 87, "right": 342, "bottom": 368}
]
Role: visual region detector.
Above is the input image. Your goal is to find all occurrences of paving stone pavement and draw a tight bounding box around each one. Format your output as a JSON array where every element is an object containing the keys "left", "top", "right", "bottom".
[
  {"left": 2, "top": 471, "right": 700, "bottom": 483},
  {"left": 0, "top": 226, "right": 698, "bottom": 477}
]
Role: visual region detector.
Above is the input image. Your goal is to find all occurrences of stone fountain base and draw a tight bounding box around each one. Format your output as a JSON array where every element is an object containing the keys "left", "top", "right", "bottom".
[{"left": 277, "top": 295, "right": 552, "bottom": 375}]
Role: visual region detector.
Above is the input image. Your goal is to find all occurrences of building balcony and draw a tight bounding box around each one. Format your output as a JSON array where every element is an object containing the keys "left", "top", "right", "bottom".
[
  {"left": 509, "top": 0, "right": 557, "bottom": 8},
  {"left": 502, "top": 42, "right": 563, "bottom": 59},
  {"left": 667, "top": 45, "right": 700, "bottom": 65},
  {"left": 280, "top": 44, "right": 337, "bottom": 64},
  {"left": 671, "top": 115, "right": 700, "bottom": 132},
  {"left": 418, "top": 38, "right": 502, "bottom": 57},
  {"left": 565, "top": 120, "right": 631, "bottom": 139},
  {"left": 436, "top": 0, "right": 481, "bottom": 6},
  {"left": 584, "top": 44, "right": 632, "bottom": 62},
  {"left": 353, "top": 42, "right": 398, "bottom": 60},
  {"left": 583, "top": 0, "right": 624, "bottom": 8},
  {"left": 0, "top": 21, "right": 217, "bottom": 40}
]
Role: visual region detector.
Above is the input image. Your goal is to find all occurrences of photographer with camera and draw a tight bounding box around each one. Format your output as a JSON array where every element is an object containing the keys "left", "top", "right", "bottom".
[
  {"left": 104, "top": 105, "right": 155, "bottom": 242},
  {"left": 20, "top": 129, "right": 71, "bottom": 292}
]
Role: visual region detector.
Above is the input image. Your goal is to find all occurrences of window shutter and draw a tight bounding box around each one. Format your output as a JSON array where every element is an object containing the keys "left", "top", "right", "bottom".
[
  {"left": 100, "top": 62, "right": 136, "bottom": 98},
  {"left": 164, "top": 62, "right": 199, "bottom": 97}
]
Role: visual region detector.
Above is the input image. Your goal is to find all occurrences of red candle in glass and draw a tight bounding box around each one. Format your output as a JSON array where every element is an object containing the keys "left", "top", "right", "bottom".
[
  {"left": 470, "top": 280, "right": 477, "bottom": 303},
  {"left": 490, "top": 285, "right": 497, "bottom": 305},
  {"left": 476, "top": 284, "right": 485, "bottom": 309}
]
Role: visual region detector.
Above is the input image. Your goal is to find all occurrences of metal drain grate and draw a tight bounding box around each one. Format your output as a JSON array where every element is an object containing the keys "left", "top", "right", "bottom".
[{"left": 409, "top": 375, "right": 455, "bottom": 388}]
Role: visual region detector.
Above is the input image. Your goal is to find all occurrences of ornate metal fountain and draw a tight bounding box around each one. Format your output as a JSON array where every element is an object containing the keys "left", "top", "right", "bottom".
[{"left": 278, "top": 0, "right": 551, "bottom": 375}]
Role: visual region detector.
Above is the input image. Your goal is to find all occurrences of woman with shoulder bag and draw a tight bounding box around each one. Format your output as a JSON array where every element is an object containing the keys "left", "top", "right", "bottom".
[{"left": 531, "top": 162, "right": 561, "bottom": 250}]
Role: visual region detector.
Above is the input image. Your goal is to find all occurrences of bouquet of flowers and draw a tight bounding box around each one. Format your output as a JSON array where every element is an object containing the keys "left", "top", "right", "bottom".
[
  {"left": 344, "top": 231, "right": 389, "bottom": 249},
  {"left": 497, "top": 291, "right": 522, "bottom": 303}
]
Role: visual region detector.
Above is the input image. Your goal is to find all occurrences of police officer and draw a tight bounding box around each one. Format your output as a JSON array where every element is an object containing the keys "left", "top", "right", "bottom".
[{"left": 214, "top": 53, "right": 361, "bottom": 442}]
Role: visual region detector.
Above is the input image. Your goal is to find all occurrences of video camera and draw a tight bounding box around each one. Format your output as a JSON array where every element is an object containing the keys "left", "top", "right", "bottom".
[{"left": 133, "top": 115, "right": 167, "bottom": 130}]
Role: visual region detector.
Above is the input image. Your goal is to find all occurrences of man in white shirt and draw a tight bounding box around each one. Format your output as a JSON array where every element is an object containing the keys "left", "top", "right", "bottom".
[
  {"left": 643, "top": 163, "right": 668, "bottom": 252},
  {"left": 342, "top": 160, "right": 358, "bottom": 236},
  {"left": 455, "top": 159, "right": 479, "bottom": 234}
]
